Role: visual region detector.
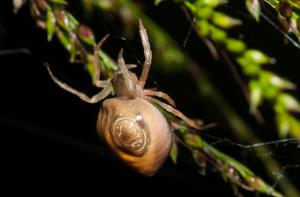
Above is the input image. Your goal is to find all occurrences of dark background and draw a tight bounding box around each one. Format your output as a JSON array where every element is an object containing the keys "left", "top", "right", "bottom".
[{"left": 0, "top": 0, "right": 300, "bottom": 196}]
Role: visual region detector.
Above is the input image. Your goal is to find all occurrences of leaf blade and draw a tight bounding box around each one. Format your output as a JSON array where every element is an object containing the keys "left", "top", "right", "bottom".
[{"left": 246, "top": 0, "right": 261, "bottom": 22}]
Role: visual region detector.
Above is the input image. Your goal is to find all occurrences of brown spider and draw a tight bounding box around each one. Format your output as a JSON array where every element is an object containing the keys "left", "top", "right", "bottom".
[
  {"left": 47, "top": 19, "right": 200, "bottom": 130},
  {"left": 46, "top": 19, "right": 200, "bottom": 176}
]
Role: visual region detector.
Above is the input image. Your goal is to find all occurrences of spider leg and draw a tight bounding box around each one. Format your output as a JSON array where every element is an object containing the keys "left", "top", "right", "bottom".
[
  {"left": 47, "top": 66, "right": 113, "bottom": 103},
  {"left": 144, "top": 89, "right": 176, "bottom": 107},
  {"left": 145, "top": 96, "right": 201, "bottom": 130},
  {"left": 170, "top": 120, "right": 182, "bottom": 130},
  {"left": 138, "top": 19, "right": 152, "bottom": 88},
  {"left": 118, "top": 48, "right": 134, "bottom": 91},
  {"left": 126, "top": 64, "right": 137, "bottom": 70},
  {"left": 93, "top": 34, "right": 110, "bottom": 88},
  {"left": 114, "top": 64, "right": 136, "bottom": 75}
]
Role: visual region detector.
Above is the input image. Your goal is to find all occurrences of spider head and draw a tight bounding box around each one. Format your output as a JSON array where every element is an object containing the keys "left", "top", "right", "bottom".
[{"left": 111, "top": 71, "right": 143, "bottom": 98}]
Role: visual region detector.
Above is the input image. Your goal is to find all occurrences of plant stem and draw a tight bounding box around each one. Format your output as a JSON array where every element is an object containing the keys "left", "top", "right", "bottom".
[{"left": 186, "top": 61, "right": 299, "bottom": 197}]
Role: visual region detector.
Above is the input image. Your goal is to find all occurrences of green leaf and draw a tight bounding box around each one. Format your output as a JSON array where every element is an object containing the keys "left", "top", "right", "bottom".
[
  {"left": 200, "top": 0, "right": 228, "bottom": 7},
  {"left": 183, "top": 133, "right": 203, "bottom": 148},
  {"left": 211, "top": 12, "right": 242, "bottom": 29},
  {"left": 196, "top": 20, "right": 210, "bottom": 37},
  {"left": 196, "top": 7, "right": 213, "bottom": 19},
  {"left": 183, "top": 1, "right": 196, "bottom": 13},
  {"left": 259, "top": 72, "right": 280, "bottom": 99},
  {"left": 170, "top": 139, "right": 178, "bottom": 164},
  {"left": 225, "top": 39, "right": 246, "bottom": 54},
  {"left": 276, "top": 112, "right": 291, "bottom": 137},
  {"left": 244, "top": 50, "right": 275, "bottom": 65},
  {"left": 276, "top": 112, "right": 300, "bottom": 139},
  {"left": 210, "top": 26, "right": 227, "bottom": 42},
  {"left": 237, "top": 57, "right": 261, "bottom": 76},
  {"left": 56, "top": 30, "right": 72, "bottom": 51},
  {"left": 246, "top": 0, "right": 261, "bottom": 22},
  {"left": 46, "top": 8, "right": 56, "bottom": 41},
  {"left": 78, "top": 24, "right": 96, "bottom": 46},
  {"left": 49, "top": 0, "right": 68, "bottom": 5},
  {"left": 249, "top": 81, "right": 263, "bottom": 113},
  {"left": 56, "top": 10, "right": 79, "bottom": 33},
  {"left": 70, "top": 39, "right": 77, "bottom": 63},
  {"left": 269, "top": 74, "right": 296, "bottom": 90},
  {"left": 289, "top": 118, "right": 300, "bottom": 139},
  {"left": 95, "top": 0, "right": 114, "bottom": 10},
  {"left": 99, "top": 51, "right": 118, "bottom": 71},
  {"left": 154, "top": 0, "right": 164, "bottom": 5},
  {"left": 260, "top": 71, "right": 296, "bottom": 90},
  {"left": 86, "top": 54, "right": 95, "bottom": 79},
  {"left": 248, "top": 176, "right": 283, "bottom": 197},
  {"left": 277, "top": 93, "right": 300, "bottom": 112}
]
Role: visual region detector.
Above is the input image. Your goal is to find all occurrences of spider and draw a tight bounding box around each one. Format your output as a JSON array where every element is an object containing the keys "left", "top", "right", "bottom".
[
  {"left": 46, "top": 19, "right": 200, "bottom": 131},
  {"left": 46, "top": 19, "right": 201, "bottom": 176}
]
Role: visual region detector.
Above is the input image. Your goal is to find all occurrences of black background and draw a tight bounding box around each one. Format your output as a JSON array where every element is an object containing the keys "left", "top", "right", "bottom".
[{"left": 1, "top": 0, "right": 300, "bottom": 196}]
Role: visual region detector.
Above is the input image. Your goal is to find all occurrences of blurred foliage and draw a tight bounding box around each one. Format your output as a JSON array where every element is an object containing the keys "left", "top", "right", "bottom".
[
  {"left": 179, "top": 0, "right": 300, "bottom": 140},
  {"left": 12, "top": 0, "right": 300, "bottom": 196},
  {"left": 30, "top": 0, "right": 118, "bottom": 79}
]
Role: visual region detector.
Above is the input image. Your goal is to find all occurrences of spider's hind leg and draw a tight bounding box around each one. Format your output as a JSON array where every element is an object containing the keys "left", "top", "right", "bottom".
[
  {"left": 145, "top": 96, "right": 201, "bottom": 130},
  {"left": 144, "top": 89, "right": 176, "bottom": 107}
]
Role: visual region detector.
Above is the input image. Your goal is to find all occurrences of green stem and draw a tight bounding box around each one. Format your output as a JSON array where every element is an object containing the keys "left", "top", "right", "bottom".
[{"left": 188, "top": 62, "right": 299, "bottom": 197}]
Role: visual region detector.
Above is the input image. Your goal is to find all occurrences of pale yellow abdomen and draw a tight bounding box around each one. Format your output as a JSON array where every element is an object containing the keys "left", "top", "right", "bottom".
[{"left": 97, "top": 97, "right": 172, "bottom": 176}]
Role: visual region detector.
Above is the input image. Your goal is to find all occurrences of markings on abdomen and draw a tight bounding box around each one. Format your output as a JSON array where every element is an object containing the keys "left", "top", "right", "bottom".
[{"left": 111, "top": 116, "right": 149, "bottom": 156}]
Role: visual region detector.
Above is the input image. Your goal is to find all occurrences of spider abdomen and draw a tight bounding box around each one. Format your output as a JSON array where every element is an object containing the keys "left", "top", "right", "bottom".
[
  {"left": 97, "top": 97, "right": 172, "bottom": 176},
  {"left": 111, "top": 116, "right": 150, "bottom": 156}
]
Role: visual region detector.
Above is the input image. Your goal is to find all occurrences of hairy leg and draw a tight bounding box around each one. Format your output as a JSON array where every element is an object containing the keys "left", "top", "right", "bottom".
[
  {"left": 145, "top": 96, "right": 201, "bottom": 130},
  {"left": 118, "top": 49, "right": 135, "bottom": 91},
  {"left": 144, "top": 89, "right": 176, "bottom": 107},
  {"left": 138, "top": 19, "right": 152, "bottom": 88},
  {"left": 93, "top": 34, "right": 110, "bottom": 88},
  {"left": 47, "top": 66, "right": 113, "bottom": 103}
]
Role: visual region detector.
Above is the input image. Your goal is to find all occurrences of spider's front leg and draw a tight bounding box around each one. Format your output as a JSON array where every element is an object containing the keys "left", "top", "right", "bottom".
[
  {"left": 94, "top": 35, "right": 137, "bottom": 87},
  {"left": 138, "top": 19, "right": 152, "bottom": 88},
  {"left": 93, "top": 34, "right": 111, "bottom": 88},
  {"left": 145, "top": 96, "right": 201, "bottom": 130},
  {"left": 117, "top": 48, "right": 134, "bottom": 91},
  {"left": 46, "top": 66, "right": 113, "bottom": 103}
]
